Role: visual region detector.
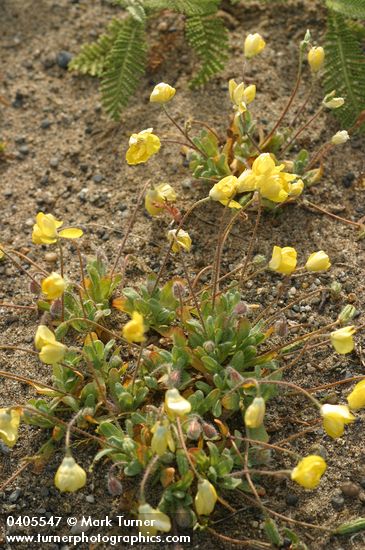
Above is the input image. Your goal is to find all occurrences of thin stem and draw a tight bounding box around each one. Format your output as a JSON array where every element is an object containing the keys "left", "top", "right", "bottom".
[
  {"left": 139, "top": 455, "right": 160, "bottom": 502},
  {"left": 58, "top": 241, "right": 65, "bottom": 322},
  {"left": 308, "top": 375, "right": 365, "bottom": 394},
  {"left": 230, "top": 434, "right": 299, "bottom": 458},
  {"left": 289, "top": 79, "right": 315, "bottom": 127},
  {"left": 178, "top": 250, "right": 207, "bottom": 335},
  {"left": 65, "top": 409, "right": 85, "bottom": 451},
  {"left": 306, "top": 142, "right": 331, "bottom": 170},
  {"left": 0, "top": 248, "right": 41, "bottom": 287},
  {"left": 131, "top": 344, "right": 145, "bottom": 391},
  {"left": 110, "top": 181, "right": 150, "bottom": 278},
  {"left": 0, "top": 370, "right": 71, "bottom": 396},
  {"left": 208, "top": 528, "right": 271, "bottom": 549},
  {"left": 0, "top": 302, "right": 36, "bottom": 311},
  {"left": 240, "top": 195, "right": 261, "bottom": 283},
  {"left": 262, "top": 52, "right": 303, "bottom": 148},
  {"left": 281, "top": 106, "right": 324, "bottom": 156},
  {"left": 0, "top": 462, "right": 30, "bottom": 492},
  {"left": 302, "top": 200, "right": 363, "bottom": 228},
  {"left": 7, "top": 248, "right": 49, "bottom": 276},
  {"left": 176, "top": 417, "right": 199, "bottom": 478},
  {"left": 190, "top": 119, "right": 220, "bottom": 141},
  {"left": 152, "top": 197, "right": 209, "bottom": 292},
  {"left": 0, "top": 345, "right": 38, "bottom": 355},
  {"left": 163, "top": 106, "right": 207, "bottom": 158}
]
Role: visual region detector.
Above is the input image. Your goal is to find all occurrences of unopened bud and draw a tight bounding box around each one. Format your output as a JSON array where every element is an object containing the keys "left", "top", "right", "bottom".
[
  {"left": 29, "top": 280, "right": 40, "bottom": 294},
  {"left": 331, "top": 130, "right": 350, "bottom": 145},
  {"left": 234, "top": 301, "right": 248, "bottom": 316},
  {"left": 109, "top": 355, "right": 122, "bottom": 368},
  {"left": 252, "top": 254, "right": 266, "bottom": 265},
  {"left": 227, "top": 367, "right": 243, "bottom": 384},
  {"left": 160, "top": 467, "right": 175, "bottom": 488},
  {"left": 244, "top": 397, "right": 266, "bottom": 429},
  {"left": 108, "top": 474, "right": 123, "bottom": 496},
  {"left": 50, "top": 299, "right": 62, "bottom": 319},
  {"left": 274, "top": 316, "right": 288, "bottom": 337},
  {"left": 338, "top": 304, "right": 356, "bottom": 323},
  {"left": 203, "top": 340, "right": 215, "bottom": 353},
  {"left": 330, "top": 281, "right": 342, "bottom": 301},
  {"left": 175, "top": 505, "right": 193, "bottom": 528},
  {"left": 202, "top": 422, "right": 218, "bottom": 439},
  {"left": 186, "top": 418, "right": 202, "bottom": 440},
  {"left": 167, "top": 369, "right": 181, "bottom": 387}
]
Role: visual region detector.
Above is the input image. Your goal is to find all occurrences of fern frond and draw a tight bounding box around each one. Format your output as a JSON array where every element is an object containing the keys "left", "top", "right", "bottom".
[
  {"left": 326, "top": 0, "right": 365, "bottom": 19},
  {"left": 100, "top": 17, "right": 147, "bottom": 121},
  {"left": 69, "top": 19, "right": 125, "bottom": 77},
  {"left": 324, "top": 10, "right": 365, "bottom": 128},
  {"left": 186, "top": 14, "right": 229, "bottom": 88},
  {"left": 142, "top": 0, "right": 219, "bottom": 15}
]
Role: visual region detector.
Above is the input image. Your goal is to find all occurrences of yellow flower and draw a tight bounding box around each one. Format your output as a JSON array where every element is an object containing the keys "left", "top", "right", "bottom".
[
  {"left": 150, "top": 82, "right": 176, "bottom": 103},
  {"left": 32, "top": 212, "right": 83, "bottom": 245},
  {"left": 305, "top": 251, "right": 331, "bottom": 272},
  {"left": 151, "top": 420, "right": 175, "bottom": 455},
  {"left": 244, "top": 33, "right": 266, "bottom": 58},
  {"left": 269, "top": 246, "right": 297, "bottom": 275},
  {"left": 209, "top": 175, "right": 241, "bottom": 208},
  {"left": 195, "top": 479, "right": 218, "bottom": 516},
  {"left": 54, "top": 456, "right": 87, "bottom": 492},
  {"left": 323, "top": 95, "right": 345, "bottom": 109},
  {"left": 244, "top": 397, "right": 265, "bottom": 429},
  {"left": 347, "top": 380, "right": 365, "bottom": 411},
  {"left": 289, "top": 179, "right": 304, "bottom": 197},
  {"left": 307, "top": 46, "right": 325, "bottom": 73},
  {"left": 237, "top": 153, "right": 298, "bottom": 203},
  {"left": 0, "top": 408, "right": 21, "bottom": 448},
  {"left": 122, "top": 311, "right": 146, "bottom": 343},
  {"left": 320, "top": 404, "right": 355, "bottom": 438},
  {"left": 291, "top": 455, "right": 327, "bottom": 489},
  {"left": 228, "top": 79, "right": 256, "bottom": 113},
  {"left": 138, "top": 503, "right": 171, "bottom": 536},
  {"left": 330, "top": 326, "right": 356, "bottom": 354},
  {"left": 35, "top": 325, "right": 66, "bottom": 365},
  {"left": 145, "top": 183, "right": 177, "bottom": 216},
  {"left": 165, "top": 388, "right": 191, "bottom": 418},
  {"left": 126, "top": 128, "right": 161, "bottom": 165},
  {"left": 41, "top": 272, "right": 65, "bottom": 300},
  {"left": 331, "top": 130, "right": 350, "bottom": 145},
  {"left": 167, "top": 229, "right": 192, "bottom": 253}
]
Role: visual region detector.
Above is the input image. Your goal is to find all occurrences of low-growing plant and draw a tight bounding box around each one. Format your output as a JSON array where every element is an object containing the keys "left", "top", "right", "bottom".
[
  {"left": 124, "top": 31, "right": 365, "bottom": 236},
  {"left": 1, "top": 188, "right": 364, "bottom": 546},
  {"left": 69, "top": 0, "right": 365, "bottom": 127}
]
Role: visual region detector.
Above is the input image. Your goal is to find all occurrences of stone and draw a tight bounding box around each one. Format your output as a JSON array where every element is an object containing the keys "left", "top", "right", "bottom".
[{"left": 56, "top": 51, "right": 73, "bottom": 69}]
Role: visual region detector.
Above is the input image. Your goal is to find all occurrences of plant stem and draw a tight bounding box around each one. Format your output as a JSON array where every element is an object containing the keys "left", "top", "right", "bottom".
[
  {"left": 0, "top": 302, "right": 36, "bottom": 311},
  {"left": 178, "top": 249, "right": 207, "bottom": 334},
  {"left": 0, "top": 370, "right": 71, "bottom": 396},
  {"left": 163, "top": 106, "right": 207, "bottom": 158},
  {"left": 302, "top": 200, "right": 363, "bottom": 228},
  {"left": 58, "top": 241, "right": 65, "bottom": 322},
  {"left": 240, "top": 195, "right": 261, "bottom": 284},
  {"left": 176, "top": 417, "right": 200, "bottom": 478},
  {"left": 281, "top": 106, "right": 324, "bottom": 156},
  {"left": 110, "top": 181, "right": 150, "bottom": 278},
  {"left": 139, "top": 455, "right": 160, "bottom": 502}
]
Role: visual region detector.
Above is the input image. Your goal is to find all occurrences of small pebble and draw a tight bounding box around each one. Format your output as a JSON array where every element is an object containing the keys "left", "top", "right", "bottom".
[
  {"left": 49, "top": 157, "right": 59, "bottom": 168},
  {"left": 285, "top": 493, "right": 299, "bottom": 506},
  {"left": 331, "top": 494, "right": 345, "bottom": 511},
  {"left": 40, "top": 119, "right": 52, "bottom": 129},
  {"left": 340, "top": 481, "right": 360, "bottom": 498},
  {"left": 92, "top": 174, "right": 104, "bottom": 183},
  {"left": 85, "top": 495, "right": 95, "bottom": 503},
  {"left": 8, "top": 488, "right": 21, "bottom": 503},
  {"left": 45, "top": 252, "right": 58, "bottom": 264},
  {"left": 56, "top": 51, "right": 73, "bottom": 69}
]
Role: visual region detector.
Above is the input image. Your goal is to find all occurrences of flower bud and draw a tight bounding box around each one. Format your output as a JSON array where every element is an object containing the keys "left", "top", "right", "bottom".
[
  {"left": 234, "top": 301, "right": 249, "bottom": 316},
  {"left": 160, "top": 467, "right": 175, "bottom": 488},
  {"left": 307, "top": 46, "right": 324, "bottom": 73},
  {"left": 167, "top": 369, "right": 181, "bottom": 387},
  {"left": 164, "top": 388, "right": 191, "bottom": 418},
  {"left": 29, "top": 279, "right": 40, "bottom": 294},
  {"left": 305, "top": 250, "right": 331, "bottom": 272},
  {"left": 330, "top": 281, "right": 342, "bottom": 301},
  {"left": 244, "top": 397, "right": 266, "bottom": 429},
  {"left": 172, "top": 280, "right": 186, "bottom": 299},
  {"left": 227, "top": 366, "right": 243, "bottom": 384},
  {"left": 167, "top": 229, "right": 192, "bottom": 253},
  {"left": 252, "top": 254, "right": 266, "bottom": 265},
  {"left": 150, "top": 83, "right": 176, "bottom": 103},
  {"left": 244, "top": 33, "right": 266, "bottom": 59},
  {"left": 138, "top": 504, "right": 171, "bottom": 536},
  {"left": 175, "top": 505, "right": 193, "bottom": 528},
  {"left": 203, "top": 340, "right": 215, "bottom": 353},
  {"left": 323, "top": 93, "right": 345, "bottom": 109},
  {"left": 338, "top": 305, "right": 356, "bottom": 323},
  {"left": 195, "top": 479, "right": 218, "bottom": 516},
  {"left": 269, "top": 246, "right": 297, "bottom": 275},
  {"left": 186, "top": 418, "right": 202, "bottom": 440},
  {"left": 202, "top": 422, "right": 218, "bottom": 439},
  {"left": 107, "top": 474, "right": 123, "bottom": 496},
  {"left": 331, "top": 130, "right": 350, "bottom": 145},
  {"left": 274, "top": 316, "right": 288, "bottom": 337},
  {"left": 54, "top": 455, "right": 87, "bottom": 492},
  {"left": 49, "top": 299, "right": 63, "bottom": 319}
]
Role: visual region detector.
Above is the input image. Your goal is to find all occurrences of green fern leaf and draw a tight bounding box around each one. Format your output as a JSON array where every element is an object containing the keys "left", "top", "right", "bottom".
[
  {"left": 326, "top": 0, "right": 365, "bottom": 19},
  {"left": 186, "top": 14, "right": 229, "bottom": 88},
  {"left": 142, "top": 0, "right": 219, "bottom": 15},
  {"left": 324, "top": 10, "right": 365, "bottom": 128},
  {"left": 69, "top": 19, "right": 125, "bottom": 77},
  {"left": 100, "top": 17, "right": 147, "bottom": 120}
]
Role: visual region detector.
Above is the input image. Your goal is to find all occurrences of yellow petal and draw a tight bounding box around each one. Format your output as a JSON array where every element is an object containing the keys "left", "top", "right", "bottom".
[{"left": 58, "top": 228, "right": 83, "bottom": 239}]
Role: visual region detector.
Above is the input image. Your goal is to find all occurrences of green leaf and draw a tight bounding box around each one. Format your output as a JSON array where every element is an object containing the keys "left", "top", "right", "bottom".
[
  {"left": 324, "top": 11, "right": 365, "bottom": 129},
  {"left": 101, "top": 17, "right": 147, "bottom": 120},
  {"left": 186, "top": 14, "right": 229, "bottom": 88},
  {"left": 326, "top": 0, "right": 365, "bottom": 19}
]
